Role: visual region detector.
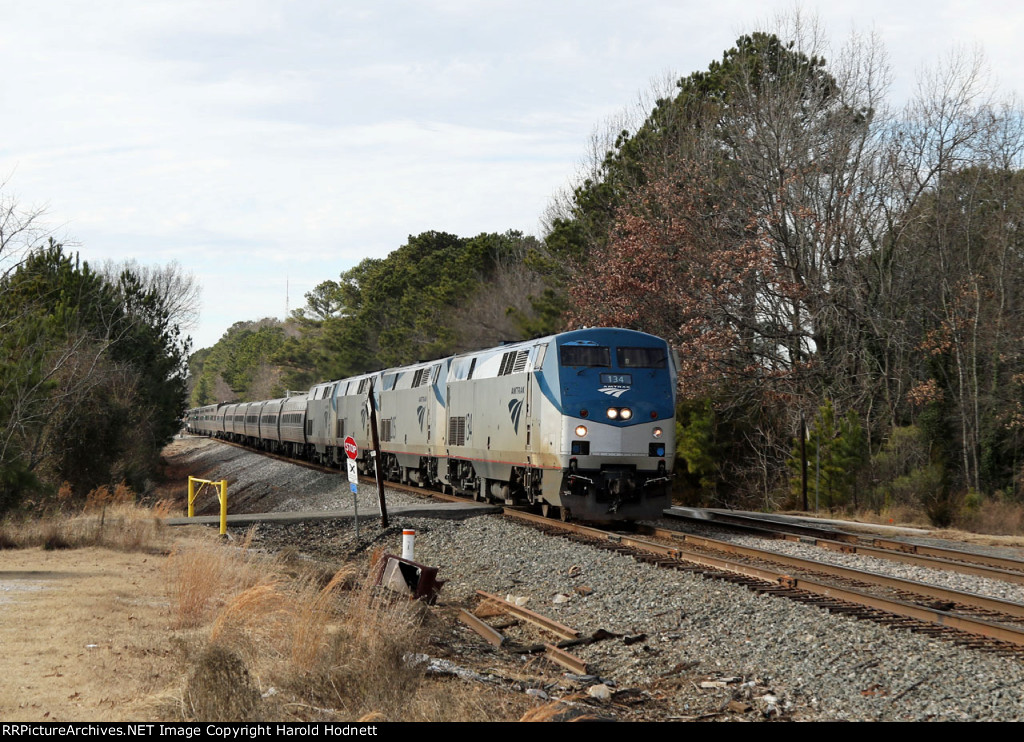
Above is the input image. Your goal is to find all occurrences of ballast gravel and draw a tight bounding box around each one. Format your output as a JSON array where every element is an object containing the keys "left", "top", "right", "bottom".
[
  {"left": 170, "top": 437, "right": 1024, "bottom": 721},
  {"left": 714, "top": 531, "right": 1024, "bottom": 604}
]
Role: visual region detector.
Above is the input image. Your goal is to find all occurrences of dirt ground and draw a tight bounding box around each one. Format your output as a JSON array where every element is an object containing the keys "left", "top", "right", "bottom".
[{"left": 0, "top": 539, "right": 200, "bottom": 721}]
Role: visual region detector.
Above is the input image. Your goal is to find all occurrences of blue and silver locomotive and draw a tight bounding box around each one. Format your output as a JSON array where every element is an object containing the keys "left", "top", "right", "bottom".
[{"left": 186, "top": 327, "right": 677, "bottom": 522}]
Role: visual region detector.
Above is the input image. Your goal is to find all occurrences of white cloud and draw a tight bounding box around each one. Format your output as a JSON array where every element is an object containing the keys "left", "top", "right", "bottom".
[{"left": 3, "top": 0, "right": 1024, "bottom": 349}]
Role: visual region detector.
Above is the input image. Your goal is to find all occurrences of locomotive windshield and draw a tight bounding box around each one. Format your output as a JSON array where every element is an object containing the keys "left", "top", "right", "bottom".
[
  {"left": 616, "top": 347, "right": 667, "bottom": 368},
  {"left": 560, "top": 345, "right": 610, "bottom": 367}
]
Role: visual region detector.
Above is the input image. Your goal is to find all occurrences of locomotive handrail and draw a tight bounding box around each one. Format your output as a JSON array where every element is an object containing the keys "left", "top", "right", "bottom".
[{"left": 187, "top": 476, "right": 228, "bottom": 535}]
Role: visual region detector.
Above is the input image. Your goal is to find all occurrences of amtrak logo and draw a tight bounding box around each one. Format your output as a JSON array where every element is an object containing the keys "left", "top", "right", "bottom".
[
  {"left": 416, "top": 405, "right": 426, "bottom": 431},
  {"left": 508, "top": 398, "right": 523, "bottom": 434},
  {"left": 599, "top": 386, "right": 630, "bottom": 398}
]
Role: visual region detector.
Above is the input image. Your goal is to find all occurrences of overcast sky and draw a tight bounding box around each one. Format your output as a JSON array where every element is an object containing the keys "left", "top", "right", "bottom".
[{"left": 2, "top": 1, "right": 1022, "bottom": 350}]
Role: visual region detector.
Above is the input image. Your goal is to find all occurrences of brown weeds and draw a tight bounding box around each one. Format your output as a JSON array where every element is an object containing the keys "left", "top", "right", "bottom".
[
  {"left": 161, "top": 533, "right": 525, "bottom": 722},
  {"left": 184, "top": 644, "right": 264, "bottom": 722},
  {"left": 289, "top": 567, "right": 356, "bottom": 672},
  {"left": 167, "top": 542, "right": 465, "bottom": 721},
  {"left": 957, "top": 498, "right": 1024, "bottom": 536},
  {"left": 209, "top": 583, "right": 291, "bottom": 646},
  {"left": 85, "top": 481, "right": 135, "bottom": 511},
  {"left": 0, "top": 494, "right": 172, "bottom": 553},
  {"left": 519, "top": 696, "right": 602, "bottom": 722},
  {"left": 165, "top": 540, "right": 268, "bottom": 629}
]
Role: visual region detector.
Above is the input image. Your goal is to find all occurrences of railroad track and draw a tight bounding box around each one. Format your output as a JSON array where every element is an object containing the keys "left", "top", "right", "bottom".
[
  {"left": 667, "top": 508, "right": 1024, "bottom": 582},
  {"left": 502, "top": 510, "right": 1024, "bottom": 657},
  {"left": 638, "top": 523, "right": 1024, "bottom": 625}
]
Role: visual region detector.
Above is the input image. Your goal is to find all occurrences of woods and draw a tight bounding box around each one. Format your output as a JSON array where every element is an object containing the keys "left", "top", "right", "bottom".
[
  {"left": 0, "top": 208, "right": 193, "bottom": 513},
  {"left": 555, "top": 25, "right": 1024, "bottom": 519},
  {"left": 189, "top": 229, "right": 558, "bottom": 404}
]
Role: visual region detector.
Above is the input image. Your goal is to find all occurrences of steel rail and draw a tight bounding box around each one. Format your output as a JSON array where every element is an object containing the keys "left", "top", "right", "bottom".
[
  {"left": 810, "top": 538, "right": 1024, "bottom": 585},
  {"left": 503, "top": 510, "right": 1024, "bottom": 649},
  {"left": 643, "top": 526, "right": 1024, "bottom": 620},
  {"left": 458, "top": 609, "right": 505, "bottom": 647},
  {"left": 462, "top": 599, "right": 588, "bottom": 673},
  {"left": 544, "top": 644, "right": 588, "bottom": 674},
  {"left": 666, "top": 507, "right": 1024, "bottom": 583},
  {"left": 868, "top": 537, "right": 1024, "bottom": 573}
]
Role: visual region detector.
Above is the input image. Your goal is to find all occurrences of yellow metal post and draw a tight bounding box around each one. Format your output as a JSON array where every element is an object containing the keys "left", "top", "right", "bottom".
[
  {"left": 186, "top": 476, "right": 228, "bottom": 535},
  {"left": 219, "top": 479, "right": 227, "bottom": 536}
]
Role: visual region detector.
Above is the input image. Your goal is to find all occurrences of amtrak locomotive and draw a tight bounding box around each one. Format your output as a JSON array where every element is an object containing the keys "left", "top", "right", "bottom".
[{"left": 186, "top": 328, "right": 677, "bottom": 522}]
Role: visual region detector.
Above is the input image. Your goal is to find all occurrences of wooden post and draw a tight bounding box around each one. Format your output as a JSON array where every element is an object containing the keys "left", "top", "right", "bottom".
[{"left": 367, "top": 378, "right": 389, "bottom": 527}]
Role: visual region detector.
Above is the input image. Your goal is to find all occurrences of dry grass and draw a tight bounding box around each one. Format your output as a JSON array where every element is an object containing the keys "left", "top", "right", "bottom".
[
  {"left": 183, "top": 644, "right": 264, "bottom": 722},
  {"left": 84, "top": 481, "right": 135, "bottom": 511},
  {"left": 209, "top": 583, "right": 291, "bottom": 644},
  {"left": 519, "top": 696, "right": 604, "bottom": 722},
  {"left": 826, "top": 499, "right": 1024, "bottom": 546},
  {"left": 957, "top": 499, "right": 1024, "bottom": 537},
  {"left": 0, "top": 502, "right": 172, "bottom": 552},
  {"left": 300, "top": 581, "right": 425, "bottom": 717},
  {"left": 164, "top": 533, "right": 269, "bottom": 629},
  {"left": 866, "top": 503, "right": 934, "bottom": 529},
  {"left": 161, "top": 542, "right": 521, "bottom": 722},
  {"left": 289, "top": 567, "right": 356, "bottom": 671}
]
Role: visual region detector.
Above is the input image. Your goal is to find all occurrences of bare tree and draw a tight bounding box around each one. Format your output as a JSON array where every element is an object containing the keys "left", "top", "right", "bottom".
[
  {"left": 100, "top": 258, "right": 202, "bottom": 333},
  {"left": 0, "top": 180, "right": 48, "bottom": 272},
  {"left": 451, "top": 248, "right": 548, "bottom": 350}
]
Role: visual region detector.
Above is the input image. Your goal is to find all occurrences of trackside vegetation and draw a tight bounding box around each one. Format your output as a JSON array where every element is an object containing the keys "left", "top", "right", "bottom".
[
  {"left": 555, "top": 25, "right": 1024, "bottom": 526},
  {"left": 0, "top": 235, "right": 193, "bottom": 513}
]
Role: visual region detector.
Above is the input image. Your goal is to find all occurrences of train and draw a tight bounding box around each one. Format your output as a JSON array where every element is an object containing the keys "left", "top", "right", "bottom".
[{"left": 185, "top": 327, "right": 677, "bottom": 522}]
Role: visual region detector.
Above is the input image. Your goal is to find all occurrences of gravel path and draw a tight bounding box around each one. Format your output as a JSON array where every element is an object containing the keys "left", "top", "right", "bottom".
[{"left": 167, "top": 437, "right": 1024, "bottom": 721}]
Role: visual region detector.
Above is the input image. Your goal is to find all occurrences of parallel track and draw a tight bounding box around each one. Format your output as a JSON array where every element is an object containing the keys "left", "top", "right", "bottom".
[
  {"left": 667, "top": 508, "right": 1024, "bottom": 581},
  {"left": 503, "top": 510, "right": 1024, "bottom": 657}
]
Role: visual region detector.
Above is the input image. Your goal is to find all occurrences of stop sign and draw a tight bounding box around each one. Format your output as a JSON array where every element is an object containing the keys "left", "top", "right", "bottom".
[{"left": 344, "top": 435, "right": 358, "bottom": 459}]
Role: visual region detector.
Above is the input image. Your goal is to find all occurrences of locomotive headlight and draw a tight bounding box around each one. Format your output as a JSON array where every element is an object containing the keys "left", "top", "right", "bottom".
[
  {"left": 606, "top": 408, "right": 618, "bottom": 419},
  {"left": 653, "top": 427, "right": 663, "bottom": 438},
  {"left": 620, "top": 407, "right": 632, "bottom": 420},
  {"left": 575, "top": 425, "right": 588, "bottom": 437}
]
